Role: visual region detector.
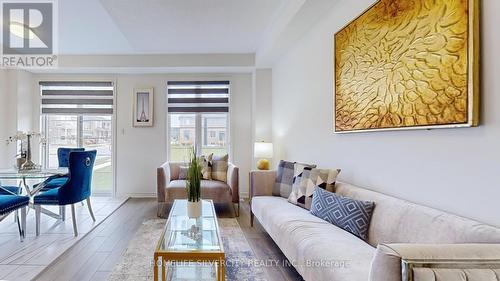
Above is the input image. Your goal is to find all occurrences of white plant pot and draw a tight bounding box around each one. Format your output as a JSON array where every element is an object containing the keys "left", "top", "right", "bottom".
[{"left": 187, "top": 200, "right": 202, "bottom": 218}]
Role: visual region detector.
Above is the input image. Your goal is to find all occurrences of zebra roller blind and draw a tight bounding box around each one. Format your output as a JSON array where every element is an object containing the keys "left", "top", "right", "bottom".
[
  {"left": 40, "top": 81, "right": 114, "bottom": 115},
  {"left": 167, "top": 81, "right": 230, "bottom": 113}
]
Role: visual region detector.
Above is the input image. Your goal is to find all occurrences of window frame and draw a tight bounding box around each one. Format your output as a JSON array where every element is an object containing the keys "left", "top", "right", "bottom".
[
  {"left": 167, "top": 112, "right": 231, "bottom": 161},
  {"left": 166, "top": 80, "right": 232, "bottom": 162}
]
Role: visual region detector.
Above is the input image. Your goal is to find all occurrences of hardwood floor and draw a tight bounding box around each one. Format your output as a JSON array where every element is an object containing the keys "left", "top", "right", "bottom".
[
  {"left": 0, "top": 197, "right": 127, "bottom": 281},
  {"left": 31, "top": 198, "right": 303, "bottom": 281}
]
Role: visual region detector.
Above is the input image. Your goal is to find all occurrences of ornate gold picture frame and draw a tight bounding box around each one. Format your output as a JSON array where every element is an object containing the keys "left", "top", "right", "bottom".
[{"left": 334, "top": 0, "right": 479, "bottom": 133}]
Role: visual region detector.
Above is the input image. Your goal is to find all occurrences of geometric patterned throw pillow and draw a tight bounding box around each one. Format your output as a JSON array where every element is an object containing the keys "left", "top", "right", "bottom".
[
  {"left": 273, "top": 160, "right": 296, "bottom": 198},
  {"left": 297, "top": 168, "right": 341, "bottom": 210},
  {"left": 310, "top": 187, "right": 375, "bottom": 241},
  {"left": 288, "top": 164, "right": 314, "bottom": 204}
]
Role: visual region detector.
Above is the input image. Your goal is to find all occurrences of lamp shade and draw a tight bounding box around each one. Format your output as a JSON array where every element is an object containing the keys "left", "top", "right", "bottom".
[{"left": 254, "top": 142, "right": 273, "bottom": 158}]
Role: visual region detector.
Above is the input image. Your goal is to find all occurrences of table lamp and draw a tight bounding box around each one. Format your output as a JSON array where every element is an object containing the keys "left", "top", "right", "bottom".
[{"left": 254, "top": 142, "right": 273, "bottom": 170}]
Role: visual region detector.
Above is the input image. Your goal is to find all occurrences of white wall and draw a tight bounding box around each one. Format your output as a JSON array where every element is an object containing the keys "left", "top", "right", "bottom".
[
  {"left": 32, "top": 73, "right": 253, "bottom": 198},
  {"left": 253, "top": 69, "right": 273, "bottom": 142},
  {"left": 0, "top": 70, "right": 10, "bottom": 166},
  {"left": 0, "top": 69, "right": 33, "bottom": 169},
  {"left": 271, "top": 0, "right": 500, "bottom": 227},
  {"left": 16, "top": 70, "right": 34, "bottom": 132}
]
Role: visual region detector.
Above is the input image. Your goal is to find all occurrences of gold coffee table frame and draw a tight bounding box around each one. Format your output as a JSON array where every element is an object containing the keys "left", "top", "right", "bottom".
[{"left": 154, "top": 200, "right": 225, "bottom": 281}]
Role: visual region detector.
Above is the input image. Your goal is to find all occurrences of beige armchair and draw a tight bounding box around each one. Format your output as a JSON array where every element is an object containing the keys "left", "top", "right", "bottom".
[{"left": 157, "top": 162, "right": 239, "bottom": 218}]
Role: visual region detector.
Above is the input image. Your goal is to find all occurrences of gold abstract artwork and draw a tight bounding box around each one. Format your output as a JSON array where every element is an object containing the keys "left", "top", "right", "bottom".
[{"left": 334, "top": 0, "right": 479, "bottom": 132}]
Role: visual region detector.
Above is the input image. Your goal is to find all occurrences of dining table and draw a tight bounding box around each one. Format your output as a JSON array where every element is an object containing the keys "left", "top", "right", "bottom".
[{"left": 0, "top": 168, "right": 68, "bottom": 220}]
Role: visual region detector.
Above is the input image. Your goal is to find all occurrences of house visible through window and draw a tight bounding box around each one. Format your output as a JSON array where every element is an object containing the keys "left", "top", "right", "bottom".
[
  {"left": 40, "top": 81, "right": 114, "bottom": 195},
  {"left": 167, "top": 81, "right": 230, "bottom": 162}
]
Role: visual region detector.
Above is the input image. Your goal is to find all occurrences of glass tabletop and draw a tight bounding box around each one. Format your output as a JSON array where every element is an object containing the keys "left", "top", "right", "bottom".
[
  {"left": 0, "top": 168, "right": 68, "bottom": 179},
  {"left": 158, "top": 200, "right": 222, "bottom": 253}
]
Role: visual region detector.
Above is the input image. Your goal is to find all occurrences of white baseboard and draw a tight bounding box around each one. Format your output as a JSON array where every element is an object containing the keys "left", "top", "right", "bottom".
[
  {"left": 118, "top": 192, "right": 250, "bottom": 199},
  {"left": 240, "top": 191, "right": 249, "bottom": 199},
  {"left": 117, "top": 192, "right": 157, "bottom": 198}
]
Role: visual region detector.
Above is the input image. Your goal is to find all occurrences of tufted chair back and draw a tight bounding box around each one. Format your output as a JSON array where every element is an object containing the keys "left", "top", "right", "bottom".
[
  {"left": 57, "top": 147, "right": 85, "bottom": 168},
  {"left": 58, "top": 150, "right": 96, "bottom": 205}
]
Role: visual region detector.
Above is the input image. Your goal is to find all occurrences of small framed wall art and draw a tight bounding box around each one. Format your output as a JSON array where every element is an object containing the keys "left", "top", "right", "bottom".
[{"left": 133, "top": 88, "right": 154, "bottom": 127}]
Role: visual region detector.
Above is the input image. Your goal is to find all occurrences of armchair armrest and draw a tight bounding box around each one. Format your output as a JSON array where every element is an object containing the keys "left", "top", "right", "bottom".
[
  {"left": 369, "top": 243, "right": 500, "bottom": 281},
  {"left": 227, "top": 163, "right": 239, "bottom": 203},
  {"left": 157, "top": 162, "right": 172, "bottom": 203},
  {"left": 250, "top": 170, "right": 277, "bottom": 198}
]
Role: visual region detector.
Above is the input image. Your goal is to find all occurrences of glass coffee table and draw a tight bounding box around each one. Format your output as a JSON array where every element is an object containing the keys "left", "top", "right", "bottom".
[{"left": 154, "top": 199, "right": 225, "bottom": 281}]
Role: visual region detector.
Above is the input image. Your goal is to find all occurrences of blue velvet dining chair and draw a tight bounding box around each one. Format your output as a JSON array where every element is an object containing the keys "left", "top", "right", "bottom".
[
  {"left": 0, "top": 185, "right": 21, "bottom": 195},
  {"left": 34, "top": 150, "right": 97, "bottom": 236},
  {"left": 39, "top": 147, "right": 85, "bottom": 192},
  {"left": 0, "top": 195, "right": 29, "bottom": 241},
  {"left": 34, "top": 147, "right": 85, "bottom": 220},
  {"left": 1, "top": 183, "right": 22, "bottom": 223}
]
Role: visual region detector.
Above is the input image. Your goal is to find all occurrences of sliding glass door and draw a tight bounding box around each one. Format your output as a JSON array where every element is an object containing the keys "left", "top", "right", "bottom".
[
  {"left": 42, "top": 115, "right": 113, "bottom": 194},
  {"left": 40, "top": 81, "right": 114, "bottom": 195}
]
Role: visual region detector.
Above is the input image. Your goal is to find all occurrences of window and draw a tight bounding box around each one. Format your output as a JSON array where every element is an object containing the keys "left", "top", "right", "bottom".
[
  {"left": 40, "top": 81, "right": 114, "bottom": 195},
  {"left": 167, "top": 81, "right": 230, "bottom": 162}
]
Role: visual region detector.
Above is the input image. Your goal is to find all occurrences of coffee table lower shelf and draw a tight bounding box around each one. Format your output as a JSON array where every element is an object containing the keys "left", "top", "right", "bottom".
[{"left": 153, "top": 253, "right": 225, "bottom": 281}]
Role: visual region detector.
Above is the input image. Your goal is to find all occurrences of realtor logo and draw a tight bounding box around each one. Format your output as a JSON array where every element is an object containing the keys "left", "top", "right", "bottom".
[{"left": 1, "top": 1, "right": 57, "bottom": 68}]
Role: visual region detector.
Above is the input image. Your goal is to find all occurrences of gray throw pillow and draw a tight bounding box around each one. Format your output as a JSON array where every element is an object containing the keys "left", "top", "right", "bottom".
[
  {"left": 178, "top": 166, "right": 189, "bottom": 180},
  {"left": 310, "top": 187, "right": 374, "bottom": 241},
  {"left": 272, "top": 160, "right": 295, "bottom": 197}
]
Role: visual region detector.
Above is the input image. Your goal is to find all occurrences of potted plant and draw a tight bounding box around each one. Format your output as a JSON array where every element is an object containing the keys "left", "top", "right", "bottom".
[{"left": 186, "top": 148, "right": 202, "bottom": 218}]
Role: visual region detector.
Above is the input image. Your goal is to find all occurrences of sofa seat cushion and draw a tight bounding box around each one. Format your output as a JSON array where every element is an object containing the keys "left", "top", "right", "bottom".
[
  {"left": 0, "top": 195, "right": 29, "bottom": 215},
  {"left": 166, "top": 180, "right": 231, "bottom": 203},
  {"left": 252, "top": 196, "right": 375, "bottom": 281}
]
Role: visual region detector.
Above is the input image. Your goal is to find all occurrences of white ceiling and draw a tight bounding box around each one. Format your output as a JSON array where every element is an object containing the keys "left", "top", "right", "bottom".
[{"left": 59, "top": 0, "right": 287, "bottom": 55}]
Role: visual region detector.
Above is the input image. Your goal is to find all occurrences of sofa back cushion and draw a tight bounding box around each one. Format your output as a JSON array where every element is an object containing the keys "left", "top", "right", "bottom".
[{"left": 335, "top": 182, "right": 500, "bottom": 247}]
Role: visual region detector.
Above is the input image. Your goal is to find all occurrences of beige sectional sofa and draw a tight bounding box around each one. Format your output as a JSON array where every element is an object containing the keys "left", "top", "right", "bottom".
[
  {"left": 157, "top": 161, "right": 239, "bottom": 218},
  {"left": 250, "top": 170, "right": 500, "bottom": 281}
]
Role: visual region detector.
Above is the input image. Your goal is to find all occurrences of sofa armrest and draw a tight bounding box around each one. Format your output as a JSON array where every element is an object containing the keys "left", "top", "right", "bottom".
[
  {"left": 227, "top": 163, "right": 239, "bottom": 203},
  {"left": 250, "top": 170, "right": 277, "bottom": 198},
  {"left": 157, "top": 162, "right": 171, "bottom": 203},
  {"left": 370, "top": 243, "right": 500, "bottom": 281}
]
